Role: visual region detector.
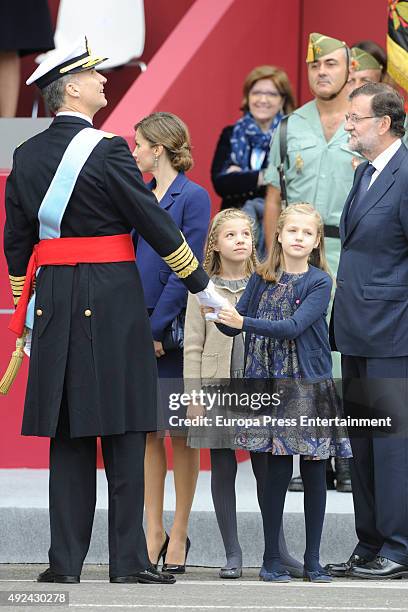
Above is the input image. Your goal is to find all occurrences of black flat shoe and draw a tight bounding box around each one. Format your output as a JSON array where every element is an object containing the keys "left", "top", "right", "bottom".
[
  {"left": 283, "top": 563, "right": 304, "bottom": 579},
  {"left": 303, "top": 567, "right": 332, "bottom": 583},
  {"left": 152, "top": 532, "right": 170, "bottom": 569},
  {"left": 110, "top": 566, "right": 176, "bottom": 584},
  {"left": 37, "top": 568, "right": 80, "bottom": 583},
  {"left": 324, "top": 553, "right": 370, "bottom": 577},
  {"left": 288, "top": 476, "right": 304, "bottom": 491},
  {"left": 347, "top": 556, "right": 408, "bottom": 579},
  {"left": 162, "top": 537, "right": 191, "bottom": 574},
  {"left": 219, "top": 567, "right": 242, "bottom": 579}
]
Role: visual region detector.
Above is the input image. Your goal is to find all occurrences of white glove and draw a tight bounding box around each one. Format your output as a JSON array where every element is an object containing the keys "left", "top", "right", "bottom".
[{"left": 195, "top": 279, "right": 228, "bottom": 320}]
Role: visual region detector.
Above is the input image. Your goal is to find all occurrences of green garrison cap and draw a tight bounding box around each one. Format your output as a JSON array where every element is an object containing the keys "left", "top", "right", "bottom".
[
  {"left": 351, "top": 47, "right": 383, "bottom": 71},
  {"left": 306, "top": 32, "right": 347, "bottom": 63}
]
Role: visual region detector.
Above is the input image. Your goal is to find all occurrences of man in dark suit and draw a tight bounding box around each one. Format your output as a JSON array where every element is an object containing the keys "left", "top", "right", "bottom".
[
  {"left": 3, "top": 38, "right": 222, "bottom": 584},
  {"left": 327, "top": 82, "right": 408, "bottom": 579}
]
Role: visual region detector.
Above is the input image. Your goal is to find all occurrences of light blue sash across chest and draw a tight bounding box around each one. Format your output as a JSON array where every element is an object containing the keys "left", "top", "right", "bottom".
[{"left": 26, "top": 127, "right": 110, "bottom": 332}]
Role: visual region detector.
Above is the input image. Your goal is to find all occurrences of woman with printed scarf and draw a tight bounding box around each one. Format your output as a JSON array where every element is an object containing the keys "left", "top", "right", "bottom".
[{"left": 211, "top": 65, "right": 295, "bottom": 258}]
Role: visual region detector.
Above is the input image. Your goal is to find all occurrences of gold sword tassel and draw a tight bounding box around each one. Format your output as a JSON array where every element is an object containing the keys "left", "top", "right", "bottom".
[{"left": 0, "top": 330, "right": 27, "bottom": 395}]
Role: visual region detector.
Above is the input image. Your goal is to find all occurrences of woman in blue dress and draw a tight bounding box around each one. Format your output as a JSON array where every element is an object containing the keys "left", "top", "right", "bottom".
[{"left": 133, "top": 112, "right": 210, "bottom": 572}]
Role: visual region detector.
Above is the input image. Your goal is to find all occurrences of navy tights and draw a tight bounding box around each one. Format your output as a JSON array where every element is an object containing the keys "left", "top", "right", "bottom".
[{"left": 261, "top": 455, "right": 327, "bottom": 572}]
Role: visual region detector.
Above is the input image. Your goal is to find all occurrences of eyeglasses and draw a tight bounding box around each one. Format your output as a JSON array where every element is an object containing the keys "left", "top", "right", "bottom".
[
  {"left": 345, "top": 113, "right": 377, "bottom": 124},
  {"left": 250, "top": 90, "right": 282, "bottom": 99}
]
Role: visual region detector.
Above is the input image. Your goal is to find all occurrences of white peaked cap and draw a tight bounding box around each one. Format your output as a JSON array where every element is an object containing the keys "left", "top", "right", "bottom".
[{"left": 26, "top": 36, "right": 107, "bottom": 88}]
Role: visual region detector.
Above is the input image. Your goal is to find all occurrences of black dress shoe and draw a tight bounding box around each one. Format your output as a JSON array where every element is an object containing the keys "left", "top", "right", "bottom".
[
  {"left": 326, "top": 464, "right": 336, "bottom": 490},
  {"left": 288, "top": 476, "right": 303, "bottom": 492},
  {"left": 335, "top": 457, "right": 352, "bottom": 493},
  {"left": 110, "top": 566, "right": 176, "bottom": 584},
  {"left": 162, "top": 537, "right": 191, "bottom": 574},
  {"left": 37, "top": 568, "right": 80, "bottom": 583},
  {"left": 348, "top": 556, "right": 408, "bottom": 579},
  {"left": 324, "top": 554, "right": 370, "bottom": 577}
]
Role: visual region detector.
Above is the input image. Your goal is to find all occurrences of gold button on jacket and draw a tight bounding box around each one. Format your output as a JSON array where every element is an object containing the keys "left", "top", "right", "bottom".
[
  {"left": 36, "top": 309, "right": 43, "bottom": 316},
  {"left": 84, "top": 309, "right": 92, "bottom": 317}
]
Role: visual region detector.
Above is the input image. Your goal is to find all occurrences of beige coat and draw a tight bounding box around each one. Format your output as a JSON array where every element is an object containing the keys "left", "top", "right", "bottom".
[{"left": 183, "top": 280, "right": 246, "bottom": 392}]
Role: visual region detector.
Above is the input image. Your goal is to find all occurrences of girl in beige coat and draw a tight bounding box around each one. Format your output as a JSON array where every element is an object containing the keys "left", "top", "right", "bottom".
[{"left": 184, "top": 209, "right": 302, "bottom": 579}]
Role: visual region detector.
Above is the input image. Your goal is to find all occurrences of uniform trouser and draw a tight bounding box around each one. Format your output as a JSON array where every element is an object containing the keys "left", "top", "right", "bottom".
[
  {"left": 48, "top": 402, "right": 149, "bottom": 577},
  {"left": 341, "top": 355, "right": 408, "bottom": 565}
]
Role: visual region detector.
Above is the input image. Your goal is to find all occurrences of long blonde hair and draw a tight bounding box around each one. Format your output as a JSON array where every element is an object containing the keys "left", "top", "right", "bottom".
[
  {"left": 258, "top": 203, "right": 330, "bottom": 282},
  {"left": 203, "top": 208, "right": 258, "bottom": 277}
]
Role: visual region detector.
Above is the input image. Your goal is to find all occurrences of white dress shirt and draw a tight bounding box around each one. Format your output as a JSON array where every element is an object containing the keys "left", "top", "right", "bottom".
[
  {"left": 56, "top": 111, "right": 93, "bottom": 125},
  {"left": 368, "top": 138, "right": 402, "bottom": 188}
]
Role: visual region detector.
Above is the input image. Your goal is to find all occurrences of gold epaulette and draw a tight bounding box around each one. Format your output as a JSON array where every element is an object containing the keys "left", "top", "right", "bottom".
[
  {"left": 163, "top": 239, "right": 199, "bottom": 279},
  {"left": 9, "top": 274, "right": 25, "bottom": 307}
]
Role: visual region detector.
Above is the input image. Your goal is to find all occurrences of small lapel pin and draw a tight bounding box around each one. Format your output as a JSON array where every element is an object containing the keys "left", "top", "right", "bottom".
[
  {"left": 295, "top": 154, "right": 304, "bottom": 174},
  {"left": 351, "top": 157, "right": 361, "bottom": 171}
]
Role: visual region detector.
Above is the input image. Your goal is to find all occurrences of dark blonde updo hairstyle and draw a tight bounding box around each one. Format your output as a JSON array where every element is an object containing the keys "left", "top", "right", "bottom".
[
  {"left": 134, "top": 111, "right": 193, "bottom": 172},
  {"left": 241, "top": 65, "right": 296, "bottom": 115}
]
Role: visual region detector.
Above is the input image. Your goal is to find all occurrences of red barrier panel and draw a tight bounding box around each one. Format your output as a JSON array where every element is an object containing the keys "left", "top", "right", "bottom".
[
  {"left": 0, "top": 172, "right": 49, "bottom": 467},
  {"left": 103, "top": 0, "right": 301, "bottom": 215},
  {"left": 0, "top": 172, "right": 215, "bottom": 467}
]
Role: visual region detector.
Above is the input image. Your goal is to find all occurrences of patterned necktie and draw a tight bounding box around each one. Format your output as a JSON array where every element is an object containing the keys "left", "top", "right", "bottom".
[{"left": 346, "top": 163, "right": 376, "bottom": 229}]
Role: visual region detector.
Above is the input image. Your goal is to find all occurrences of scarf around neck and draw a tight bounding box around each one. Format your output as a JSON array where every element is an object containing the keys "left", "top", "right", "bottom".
[{"left": 229, "top": 111, "right": 282, "bottom": 171}]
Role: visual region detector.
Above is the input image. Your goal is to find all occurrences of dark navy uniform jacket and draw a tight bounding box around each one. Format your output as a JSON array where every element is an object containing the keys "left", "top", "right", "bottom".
[
  {"left": 333, "top": 143, "right": 408, "bottom": 357},
  {"left": 135, "top": 173, "right": 210, "bottom": 342},
  {"left": 3, "top": 115, "right": 208, "bottom": 437}
]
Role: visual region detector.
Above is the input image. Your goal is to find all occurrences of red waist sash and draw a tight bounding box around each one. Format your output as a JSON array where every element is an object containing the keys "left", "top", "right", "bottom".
[{"left": 9, "top": 234, "right": 135, "bottom": 337}]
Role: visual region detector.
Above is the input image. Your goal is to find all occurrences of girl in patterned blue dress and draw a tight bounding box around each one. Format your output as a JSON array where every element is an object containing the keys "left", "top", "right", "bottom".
[{"left": 213, "top": 203, "right": 352, "bottom": 583}]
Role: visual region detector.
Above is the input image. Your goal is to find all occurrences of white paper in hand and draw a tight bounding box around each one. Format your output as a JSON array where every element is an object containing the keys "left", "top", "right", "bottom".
[
  {"left": 195, "top": 279, "right": 228, "bottom": 310},
  {"left": 204, "top": 312, "right": 219, "bottom": 322}
]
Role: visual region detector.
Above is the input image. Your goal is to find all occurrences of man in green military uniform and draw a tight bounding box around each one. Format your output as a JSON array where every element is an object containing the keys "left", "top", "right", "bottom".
[
  {"left": 263, "top": 32, "right": 357, "bottom": 492},
  {"left": 349, "top": 46, "right": 384, "bottom": 90}
]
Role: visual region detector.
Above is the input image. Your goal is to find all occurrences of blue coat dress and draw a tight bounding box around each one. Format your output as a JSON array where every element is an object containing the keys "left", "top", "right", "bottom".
[{"left": 135, "top": 172, "right": 211, "bottom": 377}]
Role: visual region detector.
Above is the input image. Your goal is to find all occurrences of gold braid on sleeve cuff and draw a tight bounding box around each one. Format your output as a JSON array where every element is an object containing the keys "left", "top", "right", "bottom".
[
  {"left": 9, "top": 274, "right": 26, "bottom": 307},
  {"left": 163, "top": 240, "right": 199, "bottom": 279}
]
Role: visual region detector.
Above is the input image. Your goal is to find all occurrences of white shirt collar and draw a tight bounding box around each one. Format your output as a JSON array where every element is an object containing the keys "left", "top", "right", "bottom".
[
  {"left": 370, "top": 139, "right": 402, "bottom": 175},
  {"left": 56, "top": 111, "right": 93, "bottom": 125}
]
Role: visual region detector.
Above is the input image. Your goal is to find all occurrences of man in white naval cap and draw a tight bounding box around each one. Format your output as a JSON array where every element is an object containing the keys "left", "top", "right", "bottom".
[{"left": 4, "top": 36, "right": 224, "bottom": 584}]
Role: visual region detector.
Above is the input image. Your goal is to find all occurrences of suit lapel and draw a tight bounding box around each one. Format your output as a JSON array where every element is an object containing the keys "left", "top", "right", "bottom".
[
  {"left": 344, "top": 144, "right": 407, "bottom": 242},
  {"left": 340, "top": 162, "right": 366, "bottom": 242},
  {"left": 345, "top": 169, "right": 395, "bottom": 238},
  {"left": 159, "top": 173, "right": 187, "bottom": 210}
]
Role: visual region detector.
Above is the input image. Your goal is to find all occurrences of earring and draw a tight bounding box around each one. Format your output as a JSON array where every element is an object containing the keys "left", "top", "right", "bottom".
[{"left": 153, "top": 155, "right": 159, "bottom": 168}]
